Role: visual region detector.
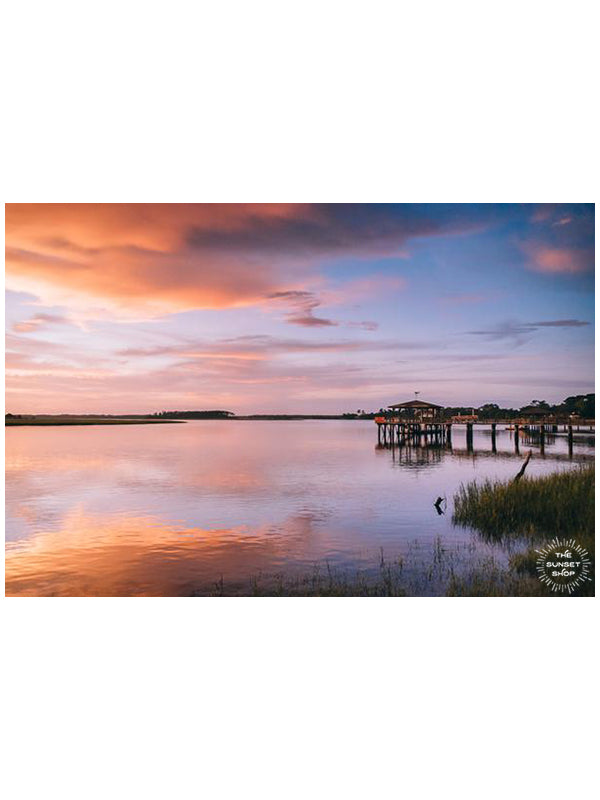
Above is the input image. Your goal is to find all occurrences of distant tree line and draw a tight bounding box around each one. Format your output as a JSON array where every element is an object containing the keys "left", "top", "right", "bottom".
[
  {"left": 465, "top": 394, "right": 594, "bottom": 420},
  {"left": 340, "top": 394, "right": 595, "bottom": 421},
  {"left": 557, "top": 393, "right": 595, "bottom": 418},
  {"left": 152, "top": 410, "right": 235, "bottom": 419}
]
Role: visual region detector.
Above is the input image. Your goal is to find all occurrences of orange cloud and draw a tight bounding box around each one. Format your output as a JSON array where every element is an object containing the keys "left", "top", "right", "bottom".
[
  {"left": 5, "top": 241, "right": 278, "bottom": 314},
  {"left": 5, "top": 204, "right": 309, "bottom": 314},
  {"left": 4, "top": 204, "right": 435, "bottom": 317},
  {"left": 6, "top": 203, "right": 301, "bottom": 252}
]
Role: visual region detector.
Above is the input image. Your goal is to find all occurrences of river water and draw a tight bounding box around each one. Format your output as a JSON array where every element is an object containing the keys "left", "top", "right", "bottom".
[{"left": 5, "top": 420, "right": 594, "bottom": 596}]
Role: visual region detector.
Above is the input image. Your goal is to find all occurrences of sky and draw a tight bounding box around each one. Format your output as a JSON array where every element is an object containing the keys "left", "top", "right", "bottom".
[{"left": 4, "top": 203, "right": 595, "bottom": 415}]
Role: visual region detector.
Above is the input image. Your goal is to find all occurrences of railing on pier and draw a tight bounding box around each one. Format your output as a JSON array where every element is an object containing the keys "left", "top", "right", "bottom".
[{"left": 374, "top": 416, "right": 595, "bottom": 427}]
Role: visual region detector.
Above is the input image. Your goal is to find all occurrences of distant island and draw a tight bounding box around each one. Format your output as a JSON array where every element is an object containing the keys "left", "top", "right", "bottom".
[
  {"left": 5, "top": 394, "right": 594, "bottom": 426},
  {"left": 4, "top": 415, "right": 186, "bottom": 427}
]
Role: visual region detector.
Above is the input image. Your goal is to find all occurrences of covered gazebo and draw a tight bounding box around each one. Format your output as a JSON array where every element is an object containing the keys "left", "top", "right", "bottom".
[{"left": 388, "top": 399, "right": 443, "bottom": 422}]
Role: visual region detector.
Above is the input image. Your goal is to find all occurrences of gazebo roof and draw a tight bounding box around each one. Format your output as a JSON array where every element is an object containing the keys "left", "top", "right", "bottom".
[{"left": 388, "top": 400, "right": 442, "bottom": 409}]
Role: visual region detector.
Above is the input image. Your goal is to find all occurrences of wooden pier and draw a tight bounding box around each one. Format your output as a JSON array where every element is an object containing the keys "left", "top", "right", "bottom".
[
  {"left": 376, "top": 419, "right": 454, "bottom": 447},
  {"left": 375, "top": 398, "right": 593, "bottom": 453},
  {"left": 375, "top": 417, "right": 594, "bottom": 452}
]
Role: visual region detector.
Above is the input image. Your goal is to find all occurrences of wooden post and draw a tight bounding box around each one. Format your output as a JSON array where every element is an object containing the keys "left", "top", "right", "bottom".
[
  {"left": 568, "top": 427, "right": 573, "bottom": 459},
  {"left": 514, "top": 449, "right": 532, "bottom": 482}
]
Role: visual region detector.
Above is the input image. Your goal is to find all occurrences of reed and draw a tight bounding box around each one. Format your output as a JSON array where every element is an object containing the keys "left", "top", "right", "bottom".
[
  {"left": 452, "top": 465, "right": 594, "bottom": 542},
  {"left": 448, "top": 465, "right": 595, "bottom": 596}
]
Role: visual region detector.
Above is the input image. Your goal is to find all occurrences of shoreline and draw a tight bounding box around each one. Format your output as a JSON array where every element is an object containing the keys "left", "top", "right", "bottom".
[{"left": 5, "top": 418, "right": 185, "bottom": 427}]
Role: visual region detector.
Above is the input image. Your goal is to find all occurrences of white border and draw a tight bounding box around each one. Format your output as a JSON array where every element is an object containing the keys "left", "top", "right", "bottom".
[{"left": 2, "top": 2, "right": 597, "bottom": 799}]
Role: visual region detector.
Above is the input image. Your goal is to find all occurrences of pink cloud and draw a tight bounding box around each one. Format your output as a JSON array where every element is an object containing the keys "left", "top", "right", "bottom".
[
  {"left": 525, "top": 244, "right": 592, "bottom": 274},
  {"left": 12, "top": 313, "right": 71, "bottom": 333},
  {"left": 265, "top": 290, "right": 339, "bottom": 327},
  {"left": 264, "top": 276, "right": 405, "bottom": 328},
  {"left": 347, "top": 321, "right": 378, "bottom": 331},
  {"left": 320, "top": 275, "right": 407, "bottom": 306}
]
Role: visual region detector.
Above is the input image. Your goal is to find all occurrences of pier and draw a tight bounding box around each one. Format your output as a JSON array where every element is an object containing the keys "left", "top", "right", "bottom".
[{"left": 375, "top": 397, "right": 594, "bottom": 452}]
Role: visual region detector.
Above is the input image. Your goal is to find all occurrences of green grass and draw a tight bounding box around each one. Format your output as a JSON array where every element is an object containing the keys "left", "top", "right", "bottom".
[
  {"left": 449, "top": 465, "right": 594, "bottom": 596},
  {"left": 452, "top": 464, "right": 594, "bottom": 542}
]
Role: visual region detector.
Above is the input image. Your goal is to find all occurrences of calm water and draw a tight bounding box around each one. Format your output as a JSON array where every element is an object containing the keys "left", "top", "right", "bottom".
[{"left": 5, "top": 420, "right": 594, "bottom": 596}]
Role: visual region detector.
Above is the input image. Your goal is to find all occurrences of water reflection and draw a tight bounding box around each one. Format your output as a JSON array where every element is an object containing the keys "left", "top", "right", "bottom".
[
  {"left": 5, "top": 421, "right": 594, "bottom": 596},
  {"left": 377, "top": 426, "right": 593, "bottom": 470},
  {"left": 5, "top": 508, "right": 334, "bottom": 596}
]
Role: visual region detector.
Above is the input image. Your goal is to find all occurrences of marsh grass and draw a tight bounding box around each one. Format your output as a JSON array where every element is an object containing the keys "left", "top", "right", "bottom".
[
  {"left": 449, "top": 465, "right": 594, "bottom": 596},
  {"left": 452, "top": 465, "right": 594, "bottom": 542},
  {"left": 201, "top": 540, "right": 529, "bottom": 597},
  {"left": 246, "top": 551, "right": 409, "bottom": 596},
  {"left": 202, "top": 545, "right": 592, "bottom": 597}
]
